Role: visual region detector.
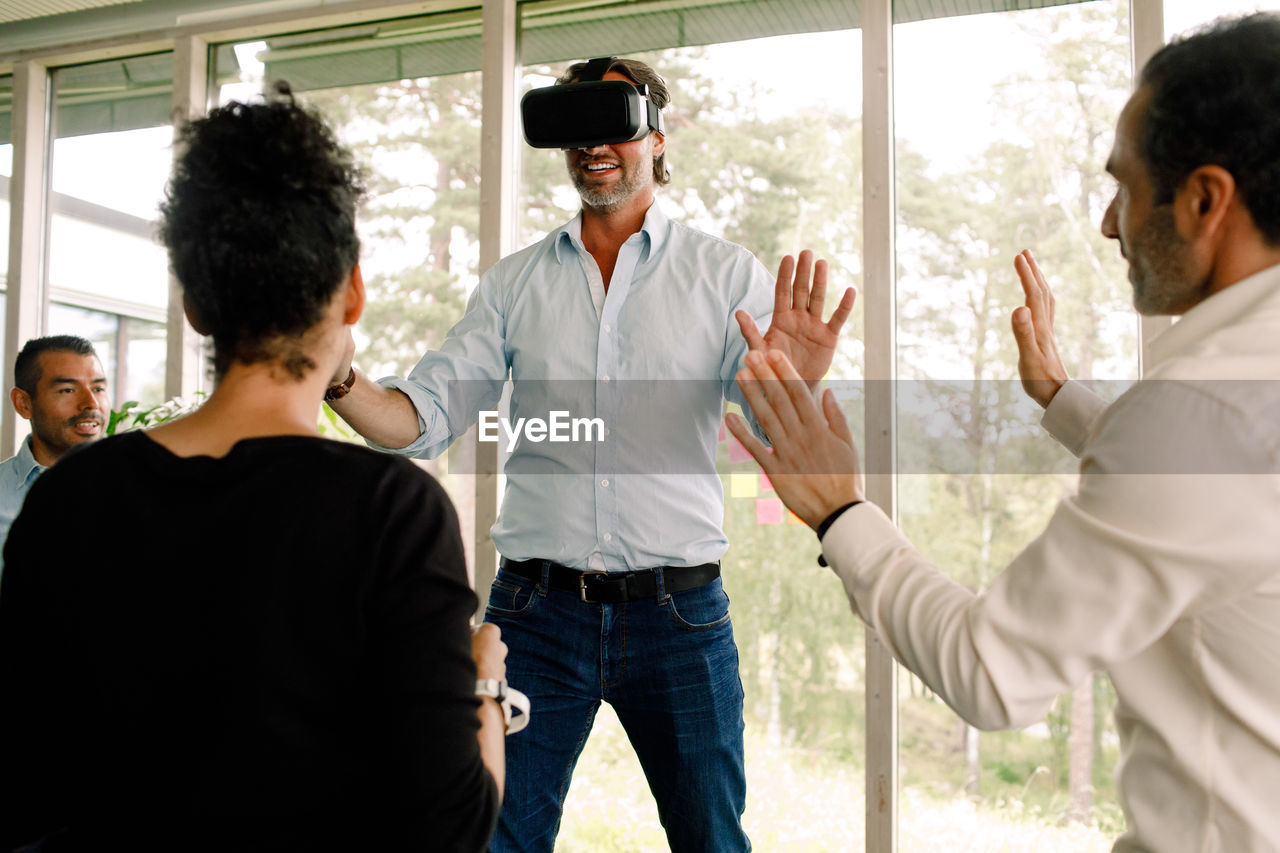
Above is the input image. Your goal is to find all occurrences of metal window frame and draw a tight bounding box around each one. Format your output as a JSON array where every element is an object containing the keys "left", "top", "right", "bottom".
[
  {"left": 0, "top": 1, "right": 1168, "bottom": 847},
  {"left": 3, "top": 60, "right": 50, "bottom": 456}
]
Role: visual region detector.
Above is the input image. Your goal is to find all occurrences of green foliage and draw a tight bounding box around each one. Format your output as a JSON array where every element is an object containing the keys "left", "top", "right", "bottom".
[
  {"left": 107, "top": 394, "right": 206, "bottom": 435},
  {"left": 108, "top": 394, "right": 360, "bottom": 441}
]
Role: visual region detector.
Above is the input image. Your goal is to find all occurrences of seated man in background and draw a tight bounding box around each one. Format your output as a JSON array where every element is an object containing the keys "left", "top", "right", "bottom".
[
  {"left": 728, "top": 13, "right": 1280, "bottom": 852},
  {"left": 0, "top": 86, "right": 510, "bottom": 851},
  {"left": 0, "top": 335, "right": 108, "bottom": 578}
]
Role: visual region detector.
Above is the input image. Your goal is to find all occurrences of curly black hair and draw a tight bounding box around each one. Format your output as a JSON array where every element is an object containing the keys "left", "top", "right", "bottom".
[
  {"left": 159, "top": 82, "right": 366, "bottom": 380},
  {"left": 1138, "top": 13, "right": 1280, "bottom": 245}
]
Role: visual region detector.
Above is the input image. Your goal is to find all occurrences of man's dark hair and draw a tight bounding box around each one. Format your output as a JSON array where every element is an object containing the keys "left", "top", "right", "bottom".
[
  {"left": 13, "top": 335, "right": 98, "bottom": 395},
  {"left": 557, "top": 57, "right": 671, "bottom": 185},
  {"left": 159, "top": 82, "right": 366, "bottom": 380},
  {"left": 1138, "top": 12, "right": 1280, "bottom": 244}
]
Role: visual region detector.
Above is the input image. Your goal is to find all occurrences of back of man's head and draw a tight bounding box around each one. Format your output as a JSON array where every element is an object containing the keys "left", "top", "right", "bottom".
[
  {"left": 158, "top": 82, "right": 366, "bottom": 380},
  {"left": 13, "top": 335, "right": 97, "bottom": 397},
  {"left": 557, "top": 57, "right": 671, "bottom": 185},
  {"left": 1139, "top": 12, "right": 1280, "bottom": 244}
]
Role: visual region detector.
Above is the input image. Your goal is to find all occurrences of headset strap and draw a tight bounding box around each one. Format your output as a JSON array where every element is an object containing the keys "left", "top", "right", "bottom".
[{"left": 579, "top": 56, "right": 615, "bottom": 81}]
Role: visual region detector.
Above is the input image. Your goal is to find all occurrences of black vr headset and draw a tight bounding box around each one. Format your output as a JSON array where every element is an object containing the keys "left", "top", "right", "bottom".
[{"left": 521, "top": 56, "right": 665, "bottom": 150}]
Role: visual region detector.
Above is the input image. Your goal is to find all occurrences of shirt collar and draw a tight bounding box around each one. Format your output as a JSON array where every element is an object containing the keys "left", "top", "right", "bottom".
[
  {"left": 13, "top": 435, "right": 44, "bottom": 484},
  {"left": 1147, "top": 261, "right": 1280, "bottom": 371},
  {"left": 553, "top": 201, "right": 669, "bottom": 265}
]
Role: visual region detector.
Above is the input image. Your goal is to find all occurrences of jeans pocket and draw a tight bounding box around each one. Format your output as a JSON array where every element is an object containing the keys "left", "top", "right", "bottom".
[
  {"left": 665, "top": 579, "right": 731, "bottom": 631},
  {"left": 485, "top": 571, "right": 540, "bottom": 619}
]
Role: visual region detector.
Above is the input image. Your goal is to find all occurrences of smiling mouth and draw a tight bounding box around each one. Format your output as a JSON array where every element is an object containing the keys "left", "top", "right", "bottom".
[
  {"left": 583, "top": 162, "right": 618, "bottom": 174},
  {"left": 71, "top": 419, "right": 102, "bottom": 436}
]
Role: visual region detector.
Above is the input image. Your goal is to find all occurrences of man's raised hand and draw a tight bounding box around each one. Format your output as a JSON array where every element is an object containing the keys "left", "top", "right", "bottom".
[
  {"left": 725, "top": 350, "right": 863, "bottom": 529},
  {"left": 735, "top": 250, "right": 857, "bottom": 390},
  {"left": 1012, "top": 250, "right": 1069, "bottom": 409}
]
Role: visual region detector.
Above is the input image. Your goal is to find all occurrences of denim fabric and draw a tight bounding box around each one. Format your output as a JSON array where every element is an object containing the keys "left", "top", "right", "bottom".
[{"left": 484, "top": 566, "right": 749, "bottom": 853}]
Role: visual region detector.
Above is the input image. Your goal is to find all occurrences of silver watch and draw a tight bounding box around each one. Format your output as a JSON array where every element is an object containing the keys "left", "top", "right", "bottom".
[{"left": 476, "top": 678, "right": 531, "bottom": 734}]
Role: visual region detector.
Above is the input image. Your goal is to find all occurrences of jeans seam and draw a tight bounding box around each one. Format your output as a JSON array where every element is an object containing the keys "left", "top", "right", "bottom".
[
  {"left": 556, "top": 704, "right": 597, "bottom": 807},
  {"left": 618, "top": 601, "right": 627, "bottom": 687}
]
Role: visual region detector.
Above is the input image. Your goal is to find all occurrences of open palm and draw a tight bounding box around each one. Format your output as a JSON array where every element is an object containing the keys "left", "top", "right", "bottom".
[{"left": 736, "top": 250, "right": 856, "bottom": 389}]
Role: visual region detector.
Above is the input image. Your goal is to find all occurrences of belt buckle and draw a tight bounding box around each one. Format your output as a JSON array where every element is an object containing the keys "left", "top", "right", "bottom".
[{"left": 578, "top": 570, "right": 609, "bottom": 603}]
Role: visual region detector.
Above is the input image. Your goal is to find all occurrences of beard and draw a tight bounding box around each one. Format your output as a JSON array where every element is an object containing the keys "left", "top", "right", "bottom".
[
  {"left": 31, "top": 409, "right": 104, "bottom": 457},
  {"left": 1127, "top": 205, "right": 1208, "bottom": 316},
  {"left": 568, "top": 156, "right": 649, "bottom": 212}
]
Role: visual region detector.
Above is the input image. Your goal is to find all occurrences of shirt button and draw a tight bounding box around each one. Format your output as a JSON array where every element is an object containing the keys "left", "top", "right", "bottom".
[
  {"left": 601, "top": 375, "right": 611, "bottom": 382},
  {"left": 601, "top": 479, "right": 609, "bottom": 487},
  {"left": 603, "top": 324, "right": 612, "bottom": 333},
  {"left": 603, "top": 427, "right": 611, "bottom": 436},
  {"left": 603, "top": 532, "right": 613, "bottom": 542}
]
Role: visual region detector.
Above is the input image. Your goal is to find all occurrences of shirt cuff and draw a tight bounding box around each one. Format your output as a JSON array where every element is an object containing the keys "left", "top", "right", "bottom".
[
  {"left": 818, "top": 501, "right": 907, "bottom": 624},
  {"left": 815, "top": 501, "right": 863, "bottom": 565},
  {"left": 365, "top": 375, "right": 434, "bottom": 456},
  {"left": 1040, "top": 379, "right": 1108, "bottom": 458}
]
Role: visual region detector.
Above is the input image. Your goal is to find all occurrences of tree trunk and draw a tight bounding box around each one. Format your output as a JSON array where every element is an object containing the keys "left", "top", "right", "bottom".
[
  {"left": 1068, "top": 676, "right": 1095, "bottom": 823},
  {"left": 767, "top": 575, "right": 783, "bottom": 746},
  {"left": 429, "top": 157, "right": 452, "bottom": 272},
  {"left": 957, "top": 717, "right": 980, "bottom": 797}
]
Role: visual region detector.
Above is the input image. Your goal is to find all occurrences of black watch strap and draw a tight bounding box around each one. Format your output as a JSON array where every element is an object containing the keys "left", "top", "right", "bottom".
[{"left": 816, "top": 501, "right": 863, "bottom": 567}]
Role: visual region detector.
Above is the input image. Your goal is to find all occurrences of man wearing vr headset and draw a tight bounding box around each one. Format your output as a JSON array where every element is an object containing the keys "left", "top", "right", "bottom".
[{"left": 329, "top": 56, "right": 853, "bottom": 852}]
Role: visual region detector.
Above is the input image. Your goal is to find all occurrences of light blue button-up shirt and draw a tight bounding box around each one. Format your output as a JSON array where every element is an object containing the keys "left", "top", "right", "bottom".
[
  {"left": 380, "top": 204, "right": 773, "bottom": 571},
  {"left": 0, "top": 436, "right": 46, "bottom": 580}
]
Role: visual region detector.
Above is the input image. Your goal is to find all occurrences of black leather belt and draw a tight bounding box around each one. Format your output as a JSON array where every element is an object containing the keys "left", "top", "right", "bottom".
[{"left": 499, "top": 558, "right": 720, "bottom": 604}]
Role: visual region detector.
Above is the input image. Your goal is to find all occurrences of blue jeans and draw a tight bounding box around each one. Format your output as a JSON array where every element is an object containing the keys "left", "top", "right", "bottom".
[{"left": 483, "top": 565, "right": 750, "bottom": 853}]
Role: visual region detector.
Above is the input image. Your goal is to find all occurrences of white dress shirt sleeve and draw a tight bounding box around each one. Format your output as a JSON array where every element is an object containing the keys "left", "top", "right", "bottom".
[
  {"left": 721, "top": 252, "right": 783, "bottom": 442},
  {"left": 820, "top": 379, "right": 1280, "bottom": 730},
  {"left": 375, "top": 268, "right": 511, "bottom": 458},
  {"left": 1040, "top": 379, "right": 1109, "bottom": 457}
]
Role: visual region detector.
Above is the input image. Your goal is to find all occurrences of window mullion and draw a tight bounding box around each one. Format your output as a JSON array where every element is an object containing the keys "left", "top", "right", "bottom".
[
  {"left": 863, "top": 0, "right": 898, "bottom": 851},
  {"left": 2, "top": 60, "right": 51, "bottom": 457}
]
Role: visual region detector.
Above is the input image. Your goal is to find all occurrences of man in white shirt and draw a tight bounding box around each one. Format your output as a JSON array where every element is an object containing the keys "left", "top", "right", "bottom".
[
  {"left": 330, "top": 57, "right": 854, "bottom": 852},
  {"left": 727, "top": 13, "right": 1280, "bottom": 852}
]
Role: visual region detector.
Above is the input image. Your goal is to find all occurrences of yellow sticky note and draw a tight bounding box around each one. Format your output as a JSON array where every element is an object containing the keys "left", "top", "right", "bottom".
[{"left": 730, "top": 472, "right": 759, "bottom": 498}]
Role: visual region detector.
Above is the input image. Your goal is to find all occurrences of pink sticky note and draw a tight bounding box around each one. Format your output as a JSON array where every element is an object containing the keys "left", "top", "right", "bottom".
[
  {"left": 718, "top": 421, "right": 727, "bottom": 442},
  {"left": 756, "top": 497, "right": 784, "bottom": 525},
  {"left": 728, "top": 436, "right": 753, "bottom": 464},
  {"left": 759, "top": 472, "right": 773, "bottom": 492}
]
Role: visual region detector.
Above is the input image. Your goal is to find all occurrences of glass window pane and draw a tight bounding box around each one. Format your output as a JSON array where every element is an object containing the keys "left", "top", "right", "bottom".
[
  {"left": 214, "top": 15, "right": 483, "bottom": 527},
  {"left": 215, "top": 17, "right": 482, "bottom": 383},
  {"left": 121, "top": 316, "right": 167, "bottom": 406},
  {"left": 47, "top": 55, "right": 172, "bottom": 404},
  {"left": 517, "top": 17, "right": 866, "bottom": 847},
  {"left": 1164, "top": 0, "right": 1274, "bottom": 38},
  {"left": 2, "top": 73, "right": 12, "bottom": 381},
  {"left": 893, "top": 1, "right": 1134, "bottom": 848}
]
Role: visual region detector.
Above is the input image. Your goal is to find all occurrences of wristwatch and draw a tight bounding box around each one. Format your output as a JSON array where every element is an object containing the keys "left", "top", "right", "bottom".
[
  {"left": 324, "top": 367, "right": 356, "bottom": 402},
  {"left": 476, "top": 678, "right": 531, "bottom": 735}
]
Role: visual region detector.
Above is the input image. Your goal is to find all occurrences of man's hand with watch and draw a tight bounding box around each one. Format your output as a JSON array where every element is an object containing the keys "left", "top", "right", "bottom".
[{"left": 475, "top": 677, "right": 530, "bottom": 735}]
